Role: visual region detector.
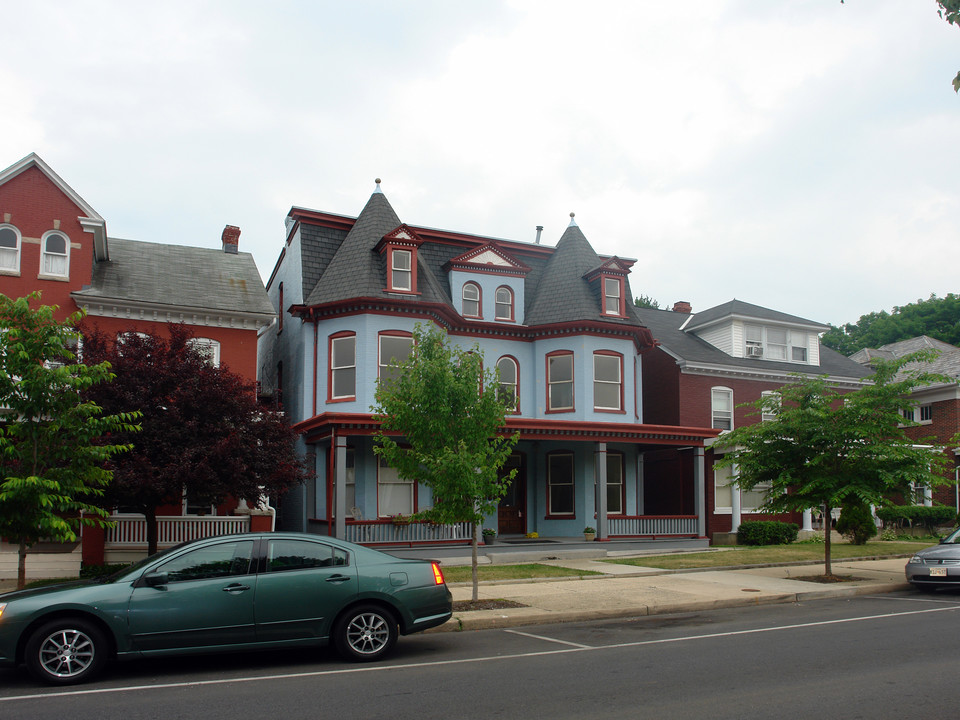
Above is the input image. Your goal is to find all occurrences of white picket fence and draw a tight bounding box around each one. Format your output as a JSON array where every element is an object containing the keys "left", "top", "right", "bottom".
[{"left": 105, "top": 515, "right": 251, "bottom": 548}]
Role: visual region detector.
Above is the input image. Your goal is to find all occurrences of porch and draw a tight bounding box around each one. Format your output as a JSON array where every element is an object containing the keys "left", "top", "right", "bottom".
[{"left": 102, "top": 514, "right": 253, "bottom": 562}]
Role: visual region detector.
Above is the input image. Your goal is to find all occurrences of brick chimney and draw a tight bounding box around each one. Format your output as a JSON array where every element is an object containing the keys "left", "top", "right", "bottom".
[
  {"left": 222, "top": 225, "right": 241, "bottom": 254},
  {"left": 672, "top": 300, "right": 692, "bottom": 314}
]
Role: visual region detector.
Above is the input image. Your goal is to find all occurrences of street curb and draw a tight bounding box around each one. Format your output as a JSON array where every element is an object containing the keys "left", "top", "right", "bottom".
[{"left": 428, "top": 581, "right": 911, "bottom": 633}]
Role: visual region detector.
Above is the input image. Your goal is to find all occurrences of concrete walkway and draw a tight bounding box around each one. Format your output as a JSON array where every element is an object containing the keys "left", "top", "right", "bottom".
[{"left": 438, "top": 556, "right": 913, "bottom": 632}]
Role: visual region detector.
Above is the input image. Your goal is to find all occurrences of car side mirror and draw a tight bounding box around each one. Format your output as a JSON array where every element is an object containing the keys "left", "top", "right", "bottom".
[{"left": 143, "top": 571, "right": 169, "bottom": 587}]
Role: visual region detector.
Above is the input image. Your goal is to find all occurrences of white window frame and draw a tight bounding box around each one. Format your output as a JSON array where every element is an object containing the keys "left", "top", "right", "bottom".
[
  {"left": 462, "top": 282, "right": 481, "bottom": 318},
  {"left": 547, "top": 352, "right": 574, "bottom": 412},
  {"left": 390, "top": 248, "right": 412, "bottom": 291},
  {"left": 0, "top": 224, "right": 21, "bottom": 274},
  {"left": 187, "top": 338, "right": 221, "bottom": 367},
  {"left": 593, "top": 351, "right": 622, "bottom": 411},
  {"left": 603, "top": 277, "right": 622, "bottom": 316},
  {"left": 378, "top": 456, "right": 414, "bottom": 517},
  {"left": 495, "top": 286, "right": 514, "bottom": 320},
  {"left": 760, "top": 390, "right": 780, "bottom": 422},
  {"left": 744, "top": 324, "right": 810, "bottom": 364},
  {"left": 330, "top": 334, "right": 357, "bottom": 400},
  {"left": 378, "top": 333, "right": 413, "bottom": 385},
  {"left": 711, "top": 387, "right": 733, "bottom": 432},
  {"left": 497, "top": 355, "right": 519, "bottom": 412},
  {"left": 605, "top": 452, "right": 624, "bottom": 515},
  {"left": 714, "top": 461, "right": 734, "bottom": 512},
  {"left": 40, "top": 230, "right": 70, "bottom": 278}
]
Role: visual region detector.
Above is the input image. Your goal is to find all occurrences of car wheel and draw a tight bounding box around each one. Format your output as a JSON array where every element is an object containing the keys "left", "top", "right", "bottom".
[
  {"left": 25, "top": 618, "right": 108, "bottom": 685},
  {"left": 334, "top": 604, "right": 398, "bottom": 662}
]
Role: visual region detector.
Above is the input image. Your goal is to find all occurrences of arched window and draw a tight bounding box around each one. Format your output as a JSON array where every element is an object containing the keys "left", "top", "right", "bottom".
[
  {"left": 495, "top": 286, "right": 514, "bottom": 321},
  {"left": 497, "top": 356, "right": 519, "bottom": 412},
  {"left": 0, "top": 225, "right": 21, "bottom": 273},
  {"left": 462, "top": 282, "right": 481, "bottom": 318},
  {"left": 41, "top": 231, "right": 69, "bottom": 277},
  {"left": 711, "top": 387, "right": 733, "bottom": 432}
]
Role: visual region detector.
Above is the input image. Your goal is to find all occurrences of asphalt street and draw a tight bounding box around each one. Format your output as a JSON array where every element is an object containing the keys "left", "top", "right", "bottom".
[{"left": 2, "top": 591, "right": 959, "bottom": 720}]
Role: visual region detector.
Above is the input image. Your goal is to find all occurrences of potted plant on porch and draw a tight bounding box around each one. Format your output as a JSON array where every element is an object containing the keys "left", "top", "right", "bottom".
[
  {"left": 482, "top": 527, "right": 497, "bottom": 545},
  {"left": 583, "top": 526, "right": 596, "bottom": 541}
]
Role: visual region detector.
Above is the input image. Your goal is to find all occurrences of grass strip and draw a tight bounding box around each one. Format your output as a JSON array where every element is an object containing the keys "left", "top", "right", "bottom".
[{"left": 443, "top": 562, "right": 604, "bottom": 584}]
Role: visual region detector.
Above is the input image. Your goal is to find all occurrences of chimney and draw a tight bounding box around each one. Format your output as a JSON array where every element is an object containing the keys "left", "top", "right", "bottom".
[
  {"left": 222, "top": 225, "right": 241, "bottom": 254},
  {"left": 672, "top": 300, "right": 692, "bottom": 314},
  {"left": 535, "top": 225, "right": 543, "bottom": 244}
]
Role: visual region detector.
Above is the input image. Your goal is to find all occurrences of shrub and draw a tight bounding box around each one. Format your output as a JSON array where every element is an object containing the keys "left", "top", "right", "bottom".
[
  {"left": 737, "top": 520, "right": 799, "bottom": 546},
  {"left": 876, "top": 505, "right": 956, "bottom": 535},
  {"left": 836, "top": 502, "right": 878, "bottom": 545}
]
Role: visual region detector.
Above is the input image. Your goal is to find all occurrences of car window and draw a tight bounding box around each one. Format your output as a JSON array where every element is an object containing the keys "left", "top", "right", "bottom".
[
  {"left": 266, "top": 539, "right": 348, "bottom": 573},
  {"left": 157, "top": 540, "right": 254, "bottom": 582}
]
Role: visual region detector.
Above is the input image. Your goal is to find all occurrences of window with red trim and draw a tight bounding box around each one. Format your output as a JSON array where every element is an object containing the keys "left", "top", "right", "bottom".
[
  {"left": 546, "top": 351, "right": 574, "bottom": 412},
  {"left": 378, "top": 331, "right": 413, "bottom": 386},
  {"left": 329, "top": 332, "right": 356, "bottom": 401},
  {"left": 462, "top": 282, "right": 481, "bottom": 318},
  {"left": 593, "top": 351, "right": 623, "bottom": 412},
  {"left": 547, "top": 452, "right": 575, "bottom": 516},
  {"left": 602, "top": 276, "right": 624, "bottom": 316},
  {"left": 390, "top": 248, "right": 412, "bottom": 291},
  {"left": 495, "top": 286, "right": 514, "bottom": 321}
]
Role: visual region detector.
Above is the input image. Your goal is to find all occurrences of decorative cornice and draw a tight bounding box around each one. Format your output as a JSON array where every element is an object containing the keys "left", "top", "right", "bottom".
[{"left": 72, "top": 295, "right": 275, "bottom": 330}]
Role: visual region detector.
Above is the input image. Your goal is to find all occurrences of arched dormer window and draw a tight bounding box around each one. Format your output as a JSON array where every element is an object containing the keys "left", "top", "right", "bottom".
[
  {"left": 40, "top": 230, "right": 70, "bottom": 278},
  {"left": 462, "top": 282, "right": 481, "bottom": 318},
  {"left": 0, "top": 225, "right": 21, "bottom": 274},
  {"left": 495, "top": 286, "right": 514, "bottom": 321}
]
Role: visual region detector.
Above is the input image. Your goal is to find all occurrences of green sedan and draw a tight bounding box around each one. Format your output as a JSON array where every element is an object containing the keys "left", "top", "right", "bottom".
[{"left": 0, "top": 533, "right": 452, "bottom": 685}]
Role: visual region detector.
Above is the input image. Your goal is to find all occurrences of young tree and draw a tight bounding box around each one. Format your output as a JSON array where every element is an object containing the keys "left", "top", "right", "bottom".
[
  {"left": 0, "top": 294, "right": 139, "bottom": 589},
  {"left": 372, "top": 324, "right": 519, "bottom": 600},
  {"left": 715, "top": 351, "right": 951, "bottom": 576},
  {"left": 80, "top": 324, "right": 309, "bottom": 555}
]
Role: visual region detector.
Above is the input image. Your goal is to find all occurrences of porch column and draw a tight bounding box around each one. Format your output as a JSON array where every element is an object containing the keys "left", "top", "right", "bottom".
[
  {"left": 595, "top": 442, "right": 608, "bottom": 540},
  {"left": 801, "top": 509, "right": 814, "bottom": 532},
  {"left": 730, "top": 461, "right": 741, "bottom": 533},
  {"left": 334, "top": 435, "right": 347, "bottom": 539},
  {"left": 694, "top": 447, "right": 706, "bottom": 538}
]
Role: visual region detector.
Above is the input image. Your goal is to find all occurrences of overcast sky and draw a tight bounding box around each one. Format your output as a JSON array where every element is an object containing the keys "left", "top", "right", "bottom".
[{"left": 3, "top": 1, "right": 957, "bottom": 327}]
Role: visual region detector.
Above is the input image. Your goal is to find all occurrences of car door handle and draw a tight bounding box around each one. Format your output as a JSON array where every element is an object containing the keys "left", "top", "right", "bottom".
[
  {"left": 222, "top": 583, "right": 251, "bottom": 593},
  {"left": 325, "top": 574, "right": 351, "bottom": 584}
]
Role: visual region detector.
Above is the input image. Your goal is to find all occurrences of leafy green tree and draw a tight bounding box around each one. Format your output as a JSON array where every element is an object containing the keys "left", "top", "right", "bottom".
[
  {"left": 822, "top": 294, "right": 960, "bottom": 355},
  {"left": 634, "top": 294, "right": 662, "bottom": 309},
  {"left": 372, "top": 324, "right": 518, "bottom": 600},
  {"left": 937, "top": 1, "right": 960, "bottom": 91},
  {"left": 80, "top": 324, "right": 308, "bottom": 555},
  {"left": 0, "top": 294, "right": 139, "bottom": 589},
  {"left": 715, "top": 351, "right": 950, "bottom": 576}
]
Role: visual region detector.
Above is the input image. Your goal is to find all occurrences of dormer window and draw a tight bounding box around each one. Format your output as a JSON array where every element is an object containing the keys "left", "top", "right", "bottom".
[
  {"left": 603, "top": 277, "right": 623, "bottom": 316},
  {"left": 377, "top": 225, "right": 423, "bottom": 294},
  {"left": 495, "top": 286, "right": 514, "bottom": 321},
  {"left": 462, "top": 282, "right": 481, "bottom": 318},
  {"left": 40, "top": 231, "right": 69, "bottom": 278},
  {"left": 0, "top": 225, "right": 20, "bottom": 274},
  {"left": 391, "top": 249, "right": 412, "bottom": 291},
  {"left": 744, "top": 324, "right": 810, "bottom": 364}
]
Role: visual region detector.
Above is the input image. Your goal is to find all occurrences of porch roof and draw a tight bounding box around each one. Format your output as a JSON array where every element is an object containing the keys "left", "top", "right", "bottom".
[{"left": 295, "top": 412, "right": 718, "bottom": 448}]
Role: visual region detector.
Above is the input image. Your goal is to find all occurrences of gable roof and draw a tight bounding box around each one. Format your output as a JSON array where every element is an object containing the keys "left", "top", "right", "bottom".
[
  {"left": 684, "top": 299, "right": 829, "bottom": 333},
  {"left": 72, "top": 237, "right": 275, "bottom": 325},
  {"left": 0, "top": 152, "right": 109, "bottom": 260},
  {"left": 851, "top": 335, "right": 960, "bottom": 381},
  {"left": 636, "top": 305, "right": 871, "bottom": 382}
]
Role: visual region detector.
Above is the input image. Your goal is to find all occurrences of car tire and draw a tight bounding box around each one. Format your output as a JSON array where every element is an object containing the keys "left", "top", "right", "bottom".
[
  {"left": 333, "top": 604, "right": 398, "bottom": 662},
  {"left": 24, "top": 618, "right": 108, "bottom": 685}
]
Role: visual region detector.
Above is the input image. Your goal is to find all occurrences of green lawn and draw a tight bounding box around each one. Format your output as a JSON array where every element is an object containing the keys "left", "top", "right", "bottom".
[
  {"left": 443, "top": 563, "right": 604, "bottom": 584},
  {"left": 604, "top": 541, "right": 930, "bottom": 570}
]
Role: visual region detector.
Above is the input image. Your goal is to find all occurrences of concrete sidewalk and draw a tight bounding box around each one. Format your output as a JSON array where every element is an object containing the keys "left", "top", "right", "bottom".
[{"left": 437, "top": 556, "right": 912, "bottom": 632}]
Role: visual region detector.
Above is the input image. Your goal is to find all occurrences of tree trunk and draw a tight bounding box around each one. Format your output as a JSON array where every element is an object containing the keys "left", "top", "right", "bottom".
[
  {"left": 17, "top": 539, "right": 27, "bottom": 590},
  {"left": 471, "top": 522, "right": 479, "bottom": 602},
  {"left": 823, "top": 502, "right": 832, "bottom": 577},
  {"left": 146, "top": 507, "right": 159, "bottom": 556}
]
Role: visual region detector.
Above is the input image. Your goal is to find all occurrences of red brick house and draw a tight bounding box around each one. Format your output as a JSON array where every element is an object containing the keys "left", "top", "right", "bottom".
[
  {"left": 0, "top": 153, "right": 276, "bottom": 574},
  {"left": 636, "top": 300, "right": 873, "bottom": 541},
  {"left": 851, "top": 336, "right": 960, "bottom": 512}
]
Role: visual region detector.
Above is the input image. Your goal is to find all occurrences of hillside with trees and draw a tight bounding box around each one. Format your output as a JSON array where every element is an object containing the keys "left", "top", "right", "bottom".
[{"left": 821, "top": 294, "right": 960, "bottom": 355}]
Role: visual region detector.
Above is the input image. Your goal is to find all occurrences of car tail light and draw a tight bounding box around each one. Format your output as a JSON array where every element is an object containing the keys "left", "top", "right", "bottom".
[{"left": 431, "top": 562, "right": 446, "bottom": 585}]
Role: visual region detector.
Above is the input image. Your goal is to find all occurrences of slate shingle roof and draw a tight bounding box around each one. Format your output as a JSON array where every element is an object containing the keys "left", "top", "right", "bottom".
[
  {"left": 684, "top": 299, "right": 828, "bottom": 332},
  {"left": 73, "top": 237, "right": 275, "bottom": 318},
  {"left": 852, "top": 335, "right": 960, "bottom": 380},
  {"left": 635, "top": 305, "right": 871, "bottom": 380}
]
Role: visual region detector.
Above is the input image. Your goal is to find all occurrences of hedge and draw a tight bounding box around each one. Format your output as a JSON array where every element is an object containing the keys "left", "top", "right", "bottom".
[
  {"left": 874, "top": 505, "right": 956, "bottom": 534},
  {"left": 737, "top": 520, "right": 799, "bottom": 546}
]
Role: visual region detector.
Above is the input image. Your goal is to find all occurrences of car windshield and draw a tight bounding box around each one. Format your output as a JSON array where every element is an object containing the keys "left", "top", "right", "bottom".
[{"left": 941, "top": 528, "right": 960, "bottom": 545}]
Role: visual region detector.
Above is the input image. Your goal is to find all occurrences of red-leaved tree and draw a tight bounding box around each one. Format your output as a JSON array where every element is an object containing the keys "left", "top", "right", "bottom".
[{"left": 80, "top": 324, "right": 309, "bottom": 554}]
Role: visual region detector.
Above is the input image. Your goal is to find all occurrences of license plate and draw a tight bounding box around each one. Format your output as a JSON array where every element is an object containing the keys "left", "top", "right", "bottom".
[{"left": 930, "top": 567, "right": 947, "bottom": 577}]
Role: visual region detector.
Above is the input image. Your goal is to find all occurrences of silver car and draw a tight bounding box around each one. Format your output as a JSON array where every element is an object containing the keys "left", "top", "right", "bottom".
[{"left": 905, "top": 527, "right": 960, "bottom": 591}]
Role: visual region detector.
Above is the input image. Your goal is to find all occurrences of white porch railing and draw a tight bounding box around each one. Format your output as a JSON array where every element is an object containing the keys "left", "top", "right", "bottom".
[
  {"left": 344, "top": 521, "right": 473, "bottom": 545},
  {"left": 608, "top": 515, "right": 698, "bottom": 537},
  {"left": 105, "top": 515, "right": 251, "bottom": 547}
]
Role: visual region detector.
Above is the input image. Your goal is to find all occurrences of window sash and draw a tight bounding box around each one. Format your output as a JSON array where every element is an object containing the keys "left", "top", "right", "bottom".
[
  {"left": 605, "top": 454, "right": 623, "bottom": 515},
  {"left": 497, "top": 357, "right": 518, "bottom": 411},
  {"left": 712, "top": 388, "right": 732, "bottom": 431},
  {"left": 331, "top": 335, "right": 356, "bottom": 398},
  {"left": 378, "top": 458, "right": 413, "bottom": 516},
  {"left": 594, "top": 353, "right": 621, "bottom": 410},
  {"left": 548, "top": 453, "right": 574, "bottom": 515},
  {"left": 495, "top": 287, "right": 513, "bottom": 319},
  {"left": 379, "top": 335, "right": 412, "bottom": 384},
  {"left": 603, "top": 277, "right": 621, "bottom": 314},
  {"left": 462, "top": 283, "right": 480, "bottom": 317},
  {"left": 548, "top": 354, "right": 574, "bottom": 410}
]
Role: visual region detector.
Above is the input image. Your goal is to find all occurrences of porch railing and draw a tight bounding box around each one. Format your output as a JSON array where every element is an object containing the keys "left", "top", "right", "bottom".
[
  {"left": 608, "top": 515, "right": 698, "bottom": 537},
  {"left": 105, "top": 515, "right": 251, "bottom": 547},
  {"left": 344, "top": 520, "right": 473, "bottom": 545}
]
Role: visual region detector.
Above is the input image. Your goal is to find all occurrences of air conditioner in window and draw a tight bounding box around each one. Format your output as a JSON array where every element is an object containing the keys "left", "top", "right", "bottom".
[{"left": 746, "top": 345, "right": 764, "bottom": 358}]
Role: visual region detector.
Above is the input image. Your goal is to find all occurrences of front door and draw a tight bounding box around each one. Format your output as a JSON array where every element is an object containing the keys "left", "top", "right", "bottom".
[{"left": 498, "top": 453, "right": 526, "bottom": 535}]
